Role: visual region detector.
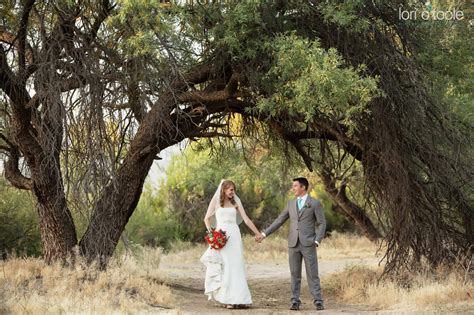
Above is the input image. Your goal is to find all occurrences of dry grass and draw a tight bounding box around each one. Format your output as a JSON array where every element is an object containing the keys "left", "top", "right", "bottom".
[
  {"left": 162, "top": 233, "right": 472, "bottom": 312},
  {"left": 2, "top": 233, "right": 471, "bottom": 313},
  {"left": 324, "top": 264, "right": 473, "bottom": 311},
  {"left": 243, "top": 231, "right": 379, "bottom": 262},
  {"left": 163, "top": 232, "right": 379, "bottom": 264},
  {"left": 0, "top": 247, "right": 173, "bottom": 314}
]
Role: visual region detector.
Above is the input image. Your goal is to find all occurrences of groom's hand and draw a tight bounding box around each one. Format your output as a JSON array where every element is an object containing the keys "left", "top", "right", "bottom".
[{"left": 255, "top": 231, "right": 266, "bottom": 243}]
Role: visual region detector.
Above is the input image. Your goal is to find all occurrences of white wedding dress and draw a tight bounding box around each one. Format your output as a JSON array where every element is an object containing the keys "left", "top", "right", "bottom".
[{"left": 200, "top": 207, "right": 252, "bottom": 305}]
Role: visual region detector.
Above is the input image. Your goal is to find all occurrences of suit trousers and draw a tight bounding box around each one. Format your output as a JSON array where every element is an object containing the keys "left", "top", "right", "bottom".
[{"left": 288, "top": 239, "right": 323, "bottom": 304}]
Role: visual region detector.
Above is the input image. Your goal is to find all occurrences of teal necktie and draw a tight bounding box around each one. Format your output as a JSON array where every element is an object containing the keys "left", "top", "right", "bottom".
[{"left": 297, "top": 198, "right": 303, "bottom": 211}]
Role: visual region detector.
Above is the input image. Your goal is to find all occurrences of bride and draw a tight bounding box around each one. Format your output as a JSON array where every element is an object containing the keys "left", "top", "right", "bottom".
[{"left": 200, "top": 179, "right": 262, "bottom": 309}]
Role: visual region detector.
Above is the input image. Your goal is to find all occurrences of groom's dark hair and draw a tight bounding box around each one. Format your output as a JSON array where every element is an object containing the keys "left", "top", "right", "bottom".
[{"left": 293, "top": 177, "right": 309, "bottom": 191}]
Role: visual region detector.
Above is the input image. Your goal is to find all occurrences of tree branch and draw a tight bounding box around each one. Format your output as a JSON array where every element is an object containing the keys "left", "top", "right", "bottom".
[
  {"left": 199, "top": 97, "right": 364, "bottom": 164},
  {"left": 0, "top": 27, "right": 16, "bottom": 47},
  {"left": 0, "top": 132, "right": 13, "bottom": 147},
  {"left": 0, "top": 45, "right": 31, "bottom": 113},
  {"left": 177, "top": 72, "right": 241, "bottom": 103},
  {"left": 4, "top": 146, "right": 33, "bottom": 190},
  {"left": 267, "top": 120, "right": 315, "bottom": 171},
  {"left": 18, "top": 0, "right": 36, "bottom": 75},
  {"left": 0, "top": 27, "right": 34, "bottom": 64},
  {"left": 89, "top": 0, "right": 114, "bottom": 42},
  {"left": 125, "top": 58, "right": 146, "bottom": 123},
  {"left": 103, "top": 102, "right": 131, "bottom": 110},
  {"left": 188, "top": 131, "right": 234, "bottom": 139},
  {"left": 321, "top": 166, "right": 381, "bottom": 241},
  {"left": 171, "top": 63, "right": 215, "bottom": 92},
  {"left": 0, "top": 45, "right": 42, "bottom": 158}
]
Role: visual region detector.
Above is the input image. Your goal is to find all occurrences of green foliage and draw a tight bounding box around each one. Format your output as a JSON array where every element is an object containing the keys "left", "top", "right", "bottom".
[
  {"left": 0, "top": 179, "right": 41, "bottom": 256},
  {"left": 254, "top": 34, "right": 382, "bottom": 135},
  {"left": 110, "top": 0, "right": 171, "bottom": 56},
  {"left": 125, "top": 183, "right": 180, "bottom": 249},
  {"left": 160, "top": 143, "right": 293, "bottom": 239},
  {"left": 416, "top": 12, "right": 473, "bottom": 125},
  {"left": 126, "top": 141, "right": 354, "bottom": 247},
  {"left": 317, "top": 0, "right": 371, "bottom": 31},
  {"left": 109, "top": 0, "right": 199, "bottom": 62},
  {"left": 216, "top": 1, "right": 265, "bottom": 61}
]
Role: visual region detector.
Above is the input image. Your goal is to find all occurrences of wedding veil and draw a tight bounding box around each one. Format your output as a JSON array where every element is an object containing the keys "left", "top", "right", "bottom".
[{"left": 204, "top": 179, "right": 244, "bottom": 229}]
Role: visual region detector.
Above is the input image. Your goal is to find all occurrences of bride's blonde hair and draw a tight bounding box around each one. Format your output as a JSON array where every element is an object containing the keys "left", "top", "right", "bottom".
[{"left": 220, "top": 180, "right": 237, "bottom": 208}]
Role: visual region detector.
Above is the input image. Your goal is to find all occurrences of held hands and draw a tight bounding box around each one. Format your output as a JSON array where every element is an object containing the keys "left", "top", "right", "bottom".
[{"left": 255, "top": 231, "right": 265, "bottom": 243}]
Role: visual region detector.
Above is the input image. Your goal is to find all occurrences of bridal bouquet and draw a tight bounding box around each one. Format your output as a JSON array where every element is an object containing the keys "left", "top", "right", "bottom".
[{"left": 205, "top": 228, "right": 229, "bottom": 250}]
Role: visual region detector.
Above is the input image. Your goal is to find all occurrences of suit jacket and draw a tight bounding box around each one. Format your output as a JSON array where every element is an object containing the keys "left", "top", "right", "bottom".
[{"left": 263, "top": 195, "right": 326, "bottom": 247}]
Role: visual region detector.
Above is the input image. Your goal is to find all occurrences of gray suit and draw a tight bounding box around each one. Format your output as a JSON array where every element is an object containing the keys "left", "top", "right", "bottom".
[{"left": 263, "top": 195, "right": 326, "bottom": 304}]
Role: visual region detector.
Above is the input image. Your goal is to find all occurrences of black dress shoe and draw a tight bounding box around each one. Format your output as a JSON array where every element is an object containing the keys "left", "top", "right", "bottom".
[
  {"left": 315, "top": 301, "right": 324, "bottom": 310},
  {"left": 290, "top": 302, "right": 300, "bottom": 310}
]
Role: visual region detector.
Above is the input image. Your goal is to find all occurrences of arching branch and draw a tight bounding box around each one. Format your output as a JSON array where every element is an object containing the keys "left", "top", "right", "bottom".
[
  {"left": 4, "top": 146, "right": 32, "bottom": 190},
  {"left": 177, "top": 72, "right": 242, "bottom": 103},
  {"left": 321, "top": 165, "right": 381, "bottom": 242}
]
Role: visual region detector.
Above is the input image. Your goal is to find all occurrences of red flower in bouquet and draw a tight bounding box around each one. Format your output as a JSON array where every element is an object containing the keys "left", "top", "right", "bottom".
[{"left": 205, "top": 228, "right": 229, "bottom": 250}]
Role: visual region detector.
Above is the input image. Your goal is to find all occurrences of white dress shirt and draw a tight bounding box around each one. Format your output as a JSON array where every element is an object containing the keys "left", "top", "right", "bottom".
[{"left": 297, "top": 194, "right": 308, "bottom": 210}]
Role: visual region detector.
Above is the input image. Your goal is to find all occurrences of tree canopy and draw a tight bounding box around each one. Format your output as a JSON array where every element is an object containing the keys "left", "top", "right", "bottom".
[{"left": 0, "top": 0, "right": 472, "bottom": 275}]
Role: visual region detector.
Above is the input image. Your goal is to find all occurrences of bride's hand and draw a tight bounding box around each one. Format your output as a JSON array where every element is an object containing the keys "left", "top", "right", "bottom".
[{"left": 255, "top": 231, "right": 263, "bottom": 242}]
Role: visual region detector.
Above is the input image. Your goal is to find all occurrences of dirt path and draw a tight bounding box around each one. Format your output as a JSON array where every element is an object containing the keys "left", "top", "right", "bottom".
[{"left": 159, "top": 256, "right": 381, "bottom": 314}]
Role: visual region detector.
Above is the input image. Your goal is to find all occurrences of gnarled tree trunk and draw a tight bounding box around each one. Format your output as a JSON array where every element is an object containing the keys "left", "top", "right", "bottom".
[{"left": 34, "top": 171, "right": 77, "bottom": 263}]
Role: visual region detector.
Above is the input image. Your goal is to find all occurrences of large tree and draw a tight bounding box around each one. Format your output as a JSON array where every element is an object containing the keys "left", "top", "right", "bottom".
[{"left": 0, "top": 0, "right": 472, "bottom": 274}]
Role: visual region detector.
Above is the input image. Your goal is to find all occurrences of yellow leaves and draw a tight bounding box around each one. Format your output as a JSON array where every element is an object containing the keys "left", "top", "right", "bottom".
[{"left": 228, "top": 113, "right": 243, "bottom": 135}]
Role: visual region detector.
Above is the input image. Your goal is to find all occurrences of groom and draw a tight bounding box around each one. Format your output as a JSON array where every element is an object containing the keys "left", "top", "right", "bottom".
[{"left": 257, "top": 177, "right": 326, "bottom": 311}]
